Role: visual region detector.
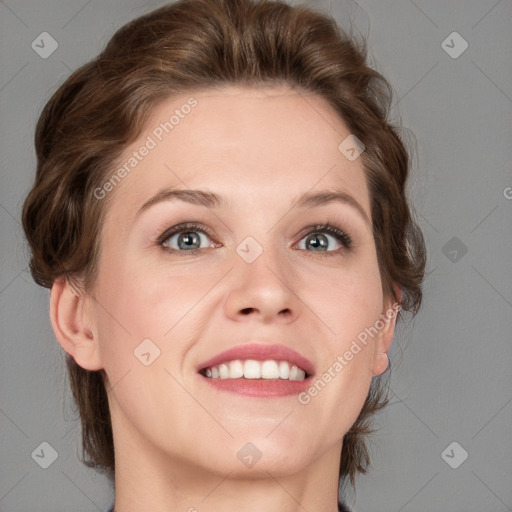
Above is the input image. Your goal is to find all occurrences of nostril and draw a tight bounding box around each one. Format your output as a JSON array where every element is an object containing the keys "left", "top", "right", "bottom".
[{"left": 241, "top": 308, "right": 255, "bottom": 315}]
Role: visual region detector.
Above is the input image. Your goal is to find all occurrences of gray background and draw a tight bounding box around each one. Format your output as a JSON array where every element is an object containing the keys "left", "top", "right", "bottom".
[{"left": 0, "top": 0, "right": 511, "bottom": 511}]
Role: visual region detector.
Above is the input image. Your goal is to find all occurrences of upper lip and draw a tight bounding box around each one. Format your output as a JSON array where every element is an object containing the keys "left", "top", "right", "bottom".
[{"left": 197, "top": 343, "right": 315, "bottom": 377}]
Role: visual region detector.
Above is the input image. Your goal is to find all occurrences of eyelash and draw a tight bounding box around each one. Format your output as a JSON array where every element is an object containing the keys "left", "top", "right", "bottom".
[{"left": 156, "top": 221, "right": 353, "bottom": 256}]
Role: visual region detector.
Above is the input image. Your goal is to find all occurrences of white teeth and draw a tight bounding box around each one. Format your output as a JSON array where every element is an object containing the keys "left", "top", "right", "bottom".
[
  {"left": 243, "top": 359, "right": 261, "bottom": 379},
  {"left": 218, "top": 363, "right": 229, "bottom": 379},
  {"left": 261, "top": 360, "right": 279, "bottom": 379},
  {"left": 229, "top": 360, "right": 244, "bottom": 378},
  {"left": 203, "top": 359, "right": 307, "bottom": 381},
  {"left": 279, "top": 360, "right": 290, "bottom": 379},
  {"left": 289, "top": 365, "right": 306, "bottom": 381}
]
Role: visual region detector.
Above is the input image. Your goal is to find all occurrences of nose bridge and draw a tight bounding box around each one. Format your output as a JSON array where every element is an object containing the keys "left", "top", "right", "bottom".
[
  {"left": 225, "top": 233, "right": 300, "bottom": 322},
  {"left": 237, "top": 233, "right": 289, "bottom": 293}
]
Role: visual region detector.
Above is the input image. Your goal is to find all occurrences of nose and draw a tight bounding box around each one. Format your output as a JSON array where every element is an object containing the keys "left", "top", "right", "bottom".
[{"left": 224, "top": 242, "right": 302, "bottom": 325}]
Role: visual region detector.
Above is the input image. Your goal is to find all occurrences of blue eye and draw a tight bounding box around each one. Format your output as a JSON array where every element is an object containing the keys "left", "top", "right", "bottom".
[
  {"left": 296, "top": 225, "right": 352, "bottom": 252},
  {"left": 160, "top": 223, "right": 215, "bottom": 252}
]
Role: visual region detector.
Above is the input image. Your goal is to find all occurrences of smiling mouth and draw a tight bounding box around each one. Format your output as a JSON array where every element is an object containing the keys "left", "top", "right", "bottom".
[{"left": 199, "top": 359, "right": 309, "bottom": 381}]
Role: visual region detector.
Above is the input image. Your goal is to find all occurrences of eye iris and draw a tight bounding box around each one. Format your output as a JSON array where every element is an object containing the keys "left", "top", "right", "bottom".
[
  {"left": 306, "top": 233, "right": 328, "bottom": 251},
  {"left": 178, "top": 231, "right": 201, "bottom": 249}
]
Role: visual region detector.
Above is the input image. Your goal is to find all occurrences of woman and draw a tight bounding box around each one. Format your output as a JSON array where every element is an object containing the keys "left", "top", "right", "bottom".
[{"left": 21, "top": 0, "right": 426, "bottom": 510}]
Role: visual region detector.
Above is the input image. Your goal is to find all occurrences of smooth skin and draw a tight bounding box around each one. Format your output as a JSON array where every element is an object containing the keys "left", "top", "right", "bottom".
[{"left": 50, "top": 85, "right": 398, "bottom": 512}]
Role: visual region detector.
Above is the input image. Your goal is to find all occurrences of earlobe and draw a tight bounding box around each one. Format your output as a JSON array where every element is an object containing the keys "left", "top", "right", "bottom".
[
  {"left": 372, "top": 352, "right": 390, "bottom": 377},
  {"left": 50, "top": 275, "right": 103, "bottom": 371},
  {"left": 371, "top": 287, "right": 402, "bottom": 376}
]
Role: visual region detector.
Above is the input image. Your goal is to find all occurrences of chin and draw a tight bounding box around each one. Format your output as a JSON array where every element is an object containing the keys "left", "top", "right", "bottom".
[{"left": 224, "top": 432, "right": 324, "bottom": 477}]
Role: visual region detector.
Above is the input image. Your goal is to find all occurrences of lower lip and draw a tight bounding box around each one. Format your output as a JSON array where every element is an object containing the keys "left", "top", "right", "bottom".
[{"left": 200, "top": 375, "right": 312, "bottom": 397}]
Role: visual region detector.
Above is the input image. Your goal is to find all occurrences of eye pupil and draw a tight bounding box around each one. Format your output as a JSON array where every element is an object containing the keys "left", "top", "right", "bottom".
[
  {"left": 178, "top": 232, "right": 200, "bottom": 249},
  {"left": 306, "top": 233, "right": 328, "bottom": 251}
]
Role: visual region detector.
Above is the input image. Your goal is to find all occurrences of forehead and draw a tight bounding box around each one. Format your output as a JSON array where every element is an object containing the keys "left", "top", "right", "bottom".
[{"left": 105, "top": 85, "right": 370, "bottom": 223}]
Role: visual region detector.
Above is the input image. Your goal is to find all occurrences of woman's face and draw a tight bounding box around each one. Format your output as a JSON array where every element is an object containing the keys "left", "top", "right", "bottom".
[{"left": 82, "top": 85, "right": 396, "bottom": 478}]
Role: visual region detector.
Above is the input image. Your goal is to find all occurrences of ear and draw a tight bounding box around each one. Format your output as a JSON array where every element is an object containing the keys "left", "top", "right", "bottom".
[
  {"left": 371, "top": 284, "right": 402, "bottom": 376},
  {"left": 50, "top": 275, "right": 103, "bottom": 371}
]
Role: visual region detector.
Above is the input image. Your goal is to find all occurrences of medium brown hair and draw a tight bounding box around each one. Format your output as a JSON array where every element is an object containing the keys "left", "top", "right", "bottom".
[{"left": 21, "top": 0, "right": 426, "bottom": 496}]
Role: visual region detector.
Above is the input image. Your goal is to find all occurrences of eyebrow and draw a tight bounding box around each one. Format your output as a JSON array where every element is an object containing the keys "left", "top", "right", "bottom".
[
  {"left": 136, "top": 188, "right": 371, "bottom": 225},
  {"left": 291, "top": 191, "right": 371, "bottom": 226},
  {"left": 137, "top": 189, "right": 224, "bottom": 217}
]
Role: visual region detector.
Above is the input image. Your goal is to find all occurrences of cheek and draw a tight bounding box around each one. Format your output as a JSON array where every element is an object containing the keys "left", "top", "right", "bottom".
[
  {"left": 295, "top": 254, "right": 384, "bottom": 424},
  {"left": 93, "top": 251, "right": 223, "bottom": 366},
  {"left": 304, "top": 254, "right": 384, "bottom": 346}
]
